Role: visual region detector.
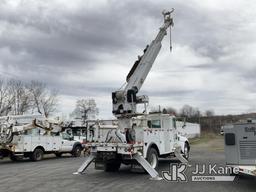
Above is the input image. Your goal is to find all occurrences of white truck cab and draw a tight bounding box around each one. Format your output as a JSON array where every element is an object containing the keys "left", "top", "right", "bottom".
[{"left": 142, "top": 114, "right": 189, "bottom": 159}]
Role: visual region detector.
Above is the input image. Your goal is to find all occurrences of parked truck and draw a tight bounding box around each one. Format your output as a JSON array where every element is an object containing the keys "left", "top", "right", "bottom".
[
  {"left": 224, "top": 119, "right": 256, "bottom": 177},
  {"left": 0, "top": 116, "right": 83, "bottom": 161},
  {"left": 75, "top": 9, "right": 190, "bottom": 180}
]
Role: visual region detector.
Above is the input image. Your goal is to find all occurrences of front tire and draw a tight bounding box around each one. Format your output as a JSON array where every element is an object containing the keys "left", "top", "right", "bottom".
[
  {"left": 146, "top": 148, "right": 159, "bottom": 170},
  {"left": 30, "top": 148, "right": 44, "bottom": 161},
  {"left": 183, "top": 143, "right": 190, "bottom": 160},
  {"left": 72, "top": 146, "right": 82, "bottom": 157}
]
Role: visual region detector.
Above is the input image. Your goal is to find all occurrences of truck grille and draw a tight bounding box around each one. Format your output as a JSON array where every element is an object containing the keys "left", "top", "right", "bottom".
[{"left": 240, "top": 141, "right": 256, "bottom": 160}]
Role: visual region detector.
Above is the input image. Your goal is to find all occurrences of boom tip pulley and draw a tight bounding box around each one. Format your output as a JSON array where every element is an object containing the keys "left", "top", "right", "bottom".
[{"left": 162, "top": 9, "right": 175, "bottom": 52}]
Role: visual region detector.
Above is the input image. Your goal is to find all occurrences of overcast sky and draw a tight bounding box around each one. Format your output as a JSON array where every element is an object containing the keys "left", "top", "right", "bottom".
[{"left": 1, "top": 0, "right": 256, "bottom": 118}]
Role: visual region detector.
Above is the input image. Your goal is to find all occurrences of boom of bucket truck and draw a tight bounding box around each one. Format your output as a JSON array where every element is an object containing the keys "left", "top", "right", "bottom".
[{"left": 75, "top": 9, "right": 190, "bottom": 180}]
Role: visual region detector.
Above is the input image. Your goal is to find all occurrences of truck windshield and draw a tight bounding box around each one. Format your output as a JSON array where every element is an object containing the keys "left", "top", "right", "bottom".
[
  {"left": 62, "top": 133, "right": 73, "bottom": 140},
  {"left": 148, "top": 120, "right": 161, "bottom": 128}
]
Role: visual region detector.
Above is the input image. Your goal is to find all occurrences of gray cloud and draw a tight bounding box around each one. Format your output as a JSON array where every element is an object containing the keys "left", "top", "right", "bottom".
[{"left": 1, "top": 0, "right": 256, "bottom": 117}]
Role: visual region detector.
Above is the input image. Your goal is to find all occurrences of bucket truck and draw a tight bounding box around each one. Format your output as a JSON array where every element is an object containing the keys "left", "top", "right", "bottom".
[
  {"left": 75, "top": 9, "right": 190, "bottom": 180},
  {"left": 0, "top": 116, "right": 83, "bottom": 161}
]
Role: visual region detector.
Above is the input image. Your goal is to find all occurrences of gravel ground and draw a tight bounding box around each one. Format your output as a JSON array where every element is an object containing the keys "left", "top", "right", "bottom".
[{"left": 0, "top": 137, "right": 255, "bottom": 192}]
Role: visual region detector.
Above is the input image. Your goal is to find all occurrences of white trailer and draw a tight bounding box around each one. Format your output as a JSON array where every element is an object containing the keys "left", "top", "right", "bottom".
[
  {"left": 75, "top": 10, "right": 190, "bottom": 180},
  {"left": 177, "top": 121, "right": 201, "bottom": 138},
  {"left": 224, "top": 119, "right": 256, "bottom": 177}
]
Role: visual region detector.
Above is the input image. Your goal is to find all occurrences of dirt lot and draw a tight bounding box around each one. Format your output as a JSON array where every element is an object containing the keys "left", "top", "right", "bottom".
[{"left": 0, "top": 136, "right": 255, "bottom": 192}]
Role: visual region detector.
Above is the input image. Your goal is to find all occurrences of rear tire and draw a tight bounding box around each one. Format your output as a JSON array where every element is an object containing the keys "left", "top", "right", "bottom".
[
  {"left": 146, "top": 148, "right": 159, "bottom": 170},
  {"left": 30, "top": 148, "right": 44, "bottom": 161}
]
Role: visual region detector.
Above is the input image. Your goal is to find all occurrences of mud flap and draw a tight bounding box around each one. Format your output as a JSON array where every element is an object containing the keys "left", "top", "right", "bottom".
[
  {"left": 133, "top": 153, "right": 162, "bottom": 180},
  {"left": 73, "top": 153, "right": 97, "bottom": 174},
  {"left": 174, "top": 146, "right": 191, "bottom": 167}
]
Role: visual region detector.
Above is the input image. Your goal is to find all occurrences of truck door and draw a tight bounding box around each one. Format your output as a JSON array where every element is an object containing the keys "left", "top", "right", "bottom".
[
  {"left": 60, "top": 133, "right": 74, "bottom": 152},
  {"left": 22, "top": 132, "right": 31, "bottom": 152},
  {"left": 170, "top": 117, "right": 177, "bottom": 152},
  {"left": 161, "top": 117, "right": 171, "bottom": 153},
  {"left": 43, "top": 135, "right": 54, "bottom": 151},
  {"left": 147, "top": 119, "right": 161, "bottom": 153}
]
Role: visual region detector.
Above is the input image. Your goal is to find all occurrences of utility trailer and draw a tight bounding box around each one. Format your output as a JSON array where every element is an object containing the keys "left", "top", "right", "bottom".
[{"left": 224, "top": 119, "right": 256, "bottom": 177}]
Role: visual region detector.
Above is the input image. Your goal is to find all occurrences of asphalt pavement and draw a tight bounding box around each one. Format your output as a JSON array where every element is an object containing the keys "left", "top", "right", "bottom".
[{"left": 0, "top": 138, "right": 255, "bottom": 192}]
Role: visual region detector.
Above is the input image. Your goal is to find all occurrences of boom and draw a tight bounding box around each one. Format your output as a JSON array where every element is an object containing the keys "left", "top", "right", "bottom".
[{"left": 112, "top": 9, "right": 174, "bottom": 117}]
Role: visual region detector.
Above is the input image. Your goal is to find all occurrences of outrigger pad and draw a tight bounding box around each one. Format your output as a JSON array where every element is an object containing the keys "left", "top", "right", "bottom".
[
  {"left": 73, "top": 153, "right": 97, "bottom": 175},
  {"left": 133, "top": 153, "right": 162, "bottom": 180}
]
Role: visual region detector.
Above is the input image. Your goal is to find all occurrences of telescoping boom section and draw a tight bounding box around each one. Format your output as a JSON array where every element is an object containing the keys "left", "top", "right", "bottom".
[{"left": 112, "top": 9, "right": 174, "bottom": 117}]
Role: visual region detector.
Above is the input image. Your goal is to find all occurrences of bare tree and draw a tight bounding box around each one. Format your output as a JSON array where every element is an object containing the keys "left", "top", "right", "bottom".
[
  {"left": 162, "top": 107, "right": 177, "bottom": 115},
  {"left": 205, "top": 109, "right": 215, "bottom": 117},
  {"left": 0, "top": 79, "right": 58, "bottom": 117},
  {"left": 8, "top": 79, "right": 31, "bottom": 115},
  {"left": 71, "top": 99, "right": 99, "bottom": 124},
  {"left": 0, "top": 79, "right": 15, "bottom": 116},
  {"left": 0, "top": 80, "right": 8, "bottom": 115},
  {"left": 180, "top": 104, "right": 200, "bottom": 118},
  {"left": 28, "top": 81, "right": 59, "bottom": 117}
]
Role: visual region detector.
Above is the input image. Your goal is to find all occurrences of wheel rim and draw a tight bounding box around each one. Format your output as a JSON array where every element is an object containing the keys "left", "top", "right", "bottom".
[
  {"left": 75, "top": 147, "right": 81, "bottom": 156},
  {"left": 150, "top": 153, "right": 157, "bottom": 168},
  {"left": 184, "top": 145, "right": 188, "bottom": 159},
  {"left": 36, "top": 152, "right": 42, "bottom": 160}
]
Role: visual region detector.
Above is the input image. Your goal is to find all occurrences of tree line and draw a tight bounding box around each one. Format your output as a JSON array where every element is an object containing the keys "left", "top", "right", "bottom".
[
  {"left": 2, "top": 77, "right": 249, "bottom": 134},
  {"left": 0, "top": 79, "right": 58, "bottom": 117},
  {"left": 151, "top": 104, "right": 220, "bottom": 133},
  {"left": 151, "top": 104, "right": 256, "bottom": 133},
  {"left": 151, "top": 104, "right": 214, "bottom": 119}
]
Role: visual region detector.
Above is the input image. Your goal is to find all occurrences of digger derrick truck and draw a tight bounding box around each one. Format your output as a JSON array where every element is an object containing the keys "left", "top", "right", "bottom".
[
  {"left": 76, "top": 9, "right": 190, "bottom": 180},
  {"left": 0, "top": 116, "right": 83, "bottom": 161}
]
